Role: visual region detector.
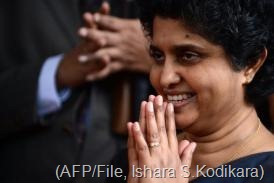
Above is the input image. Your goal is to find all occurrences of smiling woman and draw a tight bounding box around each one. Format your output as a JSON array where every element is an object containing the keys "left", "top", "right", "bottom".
[
  {"left": 107, "top": 0, "right": 274, "bottom": 183},
  {"left": 149, "top": 17, "right": 244, "bottom": 131},
  {"left": 108, "top": 0, "right": 274, "bottom": 183}
]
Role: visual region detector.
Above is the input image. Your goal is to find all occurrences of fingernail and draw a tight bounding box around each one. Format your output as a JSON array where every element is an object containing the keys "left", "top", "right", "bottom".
[
  {"left": 134, "top": 122, "right": 140, "bottom": 131},
  {"left": 78, "top": 55, "right": 88, "bottom": 63},
  {"left": 149, "top": 95, "right": 155, "bottom": 102},
  {"left": 94, "top": 13, "right": 100, "bottom": 22},
  {"left": 141, "top": 101, "right": 147, "bottom": 107},
  {"left": 168, "top": 103, "right": 174, "bottom": 112},
  {"left": 156, "top": 95, "right": 163, "bottom": 106},
  {"left": 127, "top": 122, "right": 133, "bottom": 132},
  {"left": 84, "top": 12, "right": 93, "bottom": 21},
  {"left": 148, "top": 102, "right": 154, "bottom": 112},
  {"left": 79, "top": 28, "right": 88, "bottom": 37}
]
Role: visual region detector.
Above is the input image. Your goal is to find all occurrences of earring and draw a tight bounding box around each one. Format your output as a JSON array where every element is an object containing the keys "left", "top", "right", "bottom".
[{"left": 245, "top": 75, "right": 253, "bottom": 84}]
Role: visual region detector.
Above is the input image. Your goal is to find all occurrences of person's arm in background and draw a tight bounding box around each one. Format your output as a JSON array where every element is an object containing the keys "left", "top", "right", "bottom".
[
  {"left": 77, "top": 12, "right": 154, "bottom": 134},
  {"left": 0, "top": 2, "right": 111, "bottom": 138},
  {"left": 0, "top": 1, "right": 153, "bottom": 137},
  {"left": 37, "top": 2, "right": 111, "bottom": 117},
  {"left": 37, "top": 54, "right": 70, "bottom": 117},
  {"left": 38, "top": 1, "right": 154, "bottom": 136},
  {"left": 0, "top": 32, "right": 108, "bottom": 139}
]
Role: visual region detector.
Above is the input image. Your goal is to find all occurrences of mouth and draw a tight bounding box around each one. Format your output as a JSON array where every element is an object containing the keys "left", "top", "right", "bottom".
[{"left": 166, "top": 93, "right": 196, "bottom": 108}]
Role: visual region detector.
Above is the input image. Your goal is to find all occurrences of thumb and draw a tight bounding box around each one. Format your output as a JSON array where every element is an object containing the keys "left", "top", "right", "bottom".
[
  {"left": 180, "top": 141, "right": 196, "bottom": 168},
  {"left": 99, "top": 1, "right": 111, "bottom": 15}
]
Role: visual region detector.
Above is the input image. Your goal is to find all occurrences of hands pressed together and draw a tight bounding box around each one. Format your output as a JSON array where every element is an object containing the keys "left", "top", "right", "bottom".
[
  {"left": 57, "top": 2, "right": 152, "bottom": 88},
  {"left": 127, "top": 95, "right": 196, "bottom": 183}
]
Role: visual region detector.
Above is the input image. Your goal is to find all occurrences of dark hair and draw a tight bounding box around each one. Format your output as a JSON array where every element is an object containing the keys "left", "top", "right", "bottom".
[{"left": 138, "top": 0, "right": 274, "bottom": 103}]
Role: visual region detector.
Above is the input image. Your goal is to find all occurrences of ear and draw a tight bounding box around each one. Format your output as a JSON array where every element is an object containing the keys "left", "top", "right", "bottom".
[{"left": 243, "top": 48, "right": 268, "bottom": 84}]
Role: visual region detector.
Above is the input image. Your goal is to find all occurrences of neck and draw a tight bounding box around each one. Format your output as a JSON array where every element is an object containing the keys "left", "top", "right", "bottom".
[{"left": 183, "top": 105, "right": 260, "bottom": 167}]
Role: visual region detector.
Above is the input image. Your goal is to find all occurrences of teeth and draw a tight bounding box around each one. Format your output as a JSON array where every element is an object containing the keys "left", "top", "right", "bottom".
[
  {"left": 182, "top": 94, "right": 188, "bottom": 100},
  {"left": 167, "top": 94, "right": 193, "bottom": 101}
]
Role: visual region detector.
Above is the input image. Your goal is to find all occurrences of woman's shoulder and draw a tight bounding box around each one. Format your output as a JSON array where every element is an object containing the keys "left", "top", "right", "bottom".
[
  {"left": 230, "top": 151, "right": 274, "bottom": 166},
  {"left": 239, "top": 151, "right": 274, "bottom": 183},
  {"left": 192, "top": 152, "right": 274, "bottom": 183}
]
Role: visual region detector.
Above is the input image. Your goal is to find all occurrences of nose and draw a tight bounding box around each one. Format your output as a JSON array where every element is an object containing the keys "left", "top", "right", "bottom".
[{"left": 160, "top": 62, "right": 181, "bottom": 88}]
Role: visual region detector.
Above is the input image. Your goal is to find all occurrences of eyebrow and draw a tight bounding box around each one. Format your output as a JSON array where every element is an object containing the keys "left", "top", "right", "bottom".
[
  {"left": 172, "top": 44, "right": 206, "bottom": 53},
  {"left": 150, "top": 43, "right": 206, "bottom": 53}
]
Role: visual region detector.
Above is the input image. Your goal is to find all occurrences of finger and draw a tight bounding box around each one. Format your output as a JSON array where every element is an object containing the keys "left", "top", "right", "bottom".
[
  {"left": 146, "top": 101, "right": 161, "bottom": 154},
  {"left": 78, "top": 53, "right": 107, "bottom": 65},
  {"left": 163, "top": 101, "right": 168, "bottom": 111},
  {"left": 127, "top": 122, "right": 138, "bottom": 183},
  {"left": 78, "top": 28, "right": 112, "bottom": 47},
  {"left": 94, "top": 47, "right": 122, "bottom": 61},
  {"left": 78, "top": 55, "right": 107, "bottom": 74},
  {"left": 99, "top": 1, "right": 111, "bottom": 15},
  {"left": 132, "top": 122, "right": 150, "bottom": 164},
  {"left": 154, "top": 95, "right": 168, "bottom": 147},
  {"left": 85, "top": 54, "right": 110, "bottom": 80},
  {"left": 94, "top": 13, "right": 125, "bottom": 31},
  {"left": 178, "top": 140, "right": 190, "bottom": 156},
  {"left": 128, "top": 122, "right": 137, "bottom": 164},
  {"left": 83, "top": 12, "right": 96, "bottom": 28},
  {"left": 86, "top": 61, "right": 123, "bottom": 81},
  {"left": 84, "top": 28, "right": 121, "bottom": 47},
  {"left": 86, "top": 64, "right": 111, "bottom": 81},
  {"left": 166, "top": 103, "right": 178, "bottom": 151},
  {"left": 82, "top": 1, "right": 110, "bottom": 28},
  {"left": 107, "top": 61, "right": 124, "bottom": 73},
  {"left": 148, "top": 95, "right": 155, "bottom": 102},
  {"left": 147, "top": 95, "right": 155, "bottom": 139},
  {"left": 139, "top": 101, "right": 147, "bottom": 134},
  {"left": 78, "top": 27, "right": 89, "bottom": 38},
  {"left": 180, "top": 142, "right": 196, "bottom": 168}
]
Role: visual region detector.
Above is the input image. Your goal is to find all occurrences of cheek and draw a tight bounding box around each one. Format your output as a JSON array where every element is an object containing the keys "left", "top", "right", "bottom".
[
  {"left": 149, "top": 67, "right": 161, "bottom": 93},
  {"left": 196, "top": 70, "right": 242, "bottom": 111}
]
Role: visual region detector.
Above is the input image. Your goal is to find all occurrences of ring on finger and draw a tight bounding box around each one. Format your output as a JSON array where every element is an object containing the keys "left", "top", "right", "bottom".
[{"left": 148, "top": 142, "right": 160, "bottom": 148}]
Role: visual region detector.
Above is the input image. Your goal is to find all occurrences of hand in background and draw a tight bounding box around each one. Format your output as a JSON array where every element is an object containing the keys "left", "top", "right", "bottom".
[
  {"left": 56, "top": 40, "right": 108, "bottom": 88},
  {"left": 79, "top": 13, "right": 153, "bottom": 81},
  {"left": 56, "top": 2, "right": 111, "bottom": 88}
]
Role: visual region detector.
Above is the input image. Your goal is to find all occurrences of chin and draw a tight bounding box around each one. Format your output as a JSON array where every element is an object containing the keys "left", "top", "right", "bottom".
[{"left": 174, "top": 113, "right": 198, "bottom": 130}]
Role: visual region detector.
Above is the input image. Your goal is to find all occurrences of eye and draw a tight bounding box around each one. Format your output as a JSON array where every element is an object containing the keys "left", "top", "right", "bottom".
[
  {"left": 149, "top": 46, "right": 165, "bottom": 64},
  {"left": 179, "top": 51, "right": 200, "bottom": 63}
]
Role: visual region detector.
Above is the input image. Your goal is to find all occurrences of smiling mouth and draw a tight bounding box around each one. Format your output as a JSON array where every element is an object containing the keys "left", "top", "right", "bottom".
[{"left": 166, "top": 93, "right": 196, "bottom": 107}]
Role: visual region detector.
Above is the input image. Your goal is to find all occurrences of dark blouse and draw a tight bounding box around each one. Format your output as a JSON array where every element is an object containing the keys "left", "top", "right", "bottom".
[
  {"left": 191, "top": 152, "right": 274, "bottom": 183},
  {"left": 108, "top": 151, "right": 274, "bottom": 183}
]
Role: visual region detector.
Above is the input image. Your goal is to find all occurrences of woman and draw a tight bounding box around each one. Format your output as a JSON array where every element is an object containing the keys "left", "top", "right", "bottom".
[{"left": 125, "top": 0, "right": 274, "bottom": 183}]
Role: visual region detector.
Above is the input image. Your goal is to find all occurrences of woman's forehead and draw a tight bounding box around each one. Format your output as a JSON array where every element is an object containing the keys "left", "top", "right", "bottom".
[{"left": 152, "top": 17, "right": 212, "bottom": 49}]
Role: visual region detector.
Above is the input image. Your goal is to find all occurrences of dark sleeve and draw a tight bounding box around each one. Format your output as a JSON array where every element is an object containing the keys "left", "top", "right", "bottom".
[
  {"left": 0, "top": 0, "right": 81, "bottom": 139},
  {"left": 0, "top": 62, "right": 44, "bottom": 139}
]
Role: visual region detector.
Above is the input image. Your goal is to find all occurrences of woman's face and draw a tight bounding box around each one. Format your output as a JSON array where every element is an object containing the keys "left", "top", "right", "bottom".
[{"left": 149, "top": 17, "right": 246, "bottom": 132}]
